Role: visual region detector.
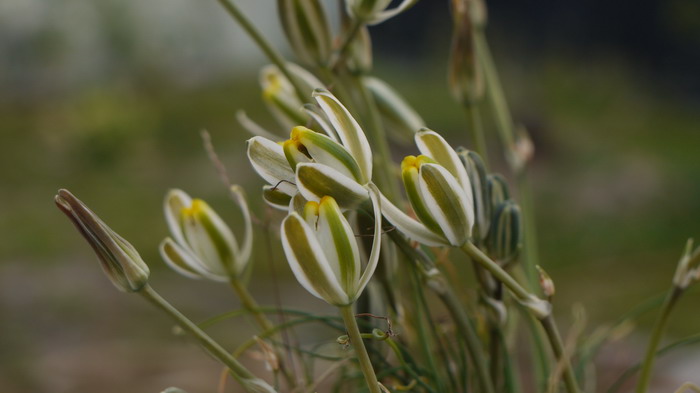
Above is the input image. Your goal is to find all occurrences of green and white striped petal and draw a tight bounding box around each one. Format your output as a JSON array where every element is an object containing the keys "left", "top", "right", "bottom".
[
  {"left": 181, "top": 199, "right": 240, "bottom": 277},
  {"left": 303, "top": 104, "right": 340, "bottom": 142},
  {"left": 458, "top": 148, "right": 490, "bottom": 242},
  {"left": 355, "top": 184, "right": 383, "bottom": 297},
  {"left": 291, "top": 126, "right": 364, "bottom": 182},
  {"left": 401, "top": 156, "right": 445, "bottom": 237},
  {"left": 164, "top": 189, "right": 192, "bottom": 247},
  {"left": 415, "top": 129, "right": 471, "bottom": 192},
  {"left": 159, "top": 237, "right": 226, "bottom": 281},
  {"left": 313, "top": 89, "right": 372, "bottom": 183},
  {"left": 418, "top": 163, "right": 473, "bottom": 246},
  {"left": 295, "top": 163, "right": 368, "bottom": 208},
  {"left": 247, "top": 136, "right": 297, "bottom": 196},
  {"left": 281, "top": 212, "right": 351, "bottom": 306},
  {"left": 379, "top": 192, "right": 448, "bottom": 247},
  {"left": 262, "top": 185, "right": 293, "bottom": 210},
  {"left": 230, "top": 185, "right": 253, "bottom": 266},
  {"left": 278, "top": 0, "right": 331, "bottom": 67},
  {"left": 315, "top": 196, "right": 361, "bottom": 295},
  {"left": 236, "top": 110, "right": 283, "bottom": 141},
  {"left": 367, "top": 0, "right": 420, "bottom": 25}
]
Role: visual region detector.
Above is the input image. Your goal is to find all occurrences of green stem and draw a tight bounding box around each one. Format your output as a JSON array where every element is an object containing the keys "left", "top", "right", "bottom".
[
  {"left": 229, "top": 277, "right": 274, "bottom": 332},
  {"left": 517, "top": 171, "right": 540, "bottom": 290},
  {"left": 635, "top": 287, "right": 682, "bottom": 393},
  {"left": 229, "top": 278, "right": 297, "bottom": 388},
  {"left": 541, "top": 314, "right": 580, "bottom": 393},
  {"left": 434, "top": 280, "right": 496, "bottom": 393},
  {"left": 355, "top": 76, "right": 401, "bottom": 202},
  {"left": 461, "top": 243, "right": 580, "bottom": 393},
  {"left": 216, "top": 0, "right": 308, "bottom": 103},
  {"left": 331, "top": 18, "right": 364, "bottom": 71},
  {"left": 474, "top": 31, "right": 515, "bottom": 150},
  {"left": 140, "top": 285, "right": 264, "bottom": 389},
  {"left": 339, "top": 306, "right": 382, "bottom": 393},
  {"left": 464, "top": 104, "right": 489, "bottom": 165}
]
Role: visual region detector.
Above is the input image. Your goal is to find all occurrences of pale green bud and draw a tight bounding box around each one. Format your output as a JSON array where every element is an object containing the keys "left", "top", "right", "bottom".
[
  {"left": 486, "top": 200, "right": 522, "bottom": 264},
  {"left": 54, "top": 189, "right": 150, "bottom": 292},
  {"left": 363, "top": 76, "right": 425, "bottom": 143},
  {"left": 278, "top": 0, "right": 331, "bottom": 67},
  {"left": 160, "top": 189, "right": 252, "bottom": 281},
  {"left": 281, "top": 188, "right": 382, "bottom": 306},
  {"left": 457, "top": 148, "right": 490, "bottom": 242},
  {"left": 260, "top": 63, "right": 324, "bottom": 129},
  {"left": 486, "top": 173, "right": 510, "bottom": 211}
]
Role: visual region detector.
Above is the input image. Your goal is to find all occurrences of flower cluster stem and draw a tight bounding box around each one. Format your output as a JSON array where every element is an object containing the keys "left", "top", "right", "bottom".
[
  {"left": 339, "top": 305, "right": 382, "bottom": 393},
  {"left": 216, "top": 0, "right": 308, "bottom": 103},
  {"left": 635, "top": 287, "right": 683, "bottom": 393},
  {"left": 140, "top": 285, "right": 264, "bottom": 389}
]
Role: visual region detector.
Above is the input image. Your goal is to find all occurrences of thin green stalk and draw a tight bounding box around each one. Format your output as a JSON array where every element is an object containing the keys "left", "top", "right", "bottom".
[
  {"left": 474, "top": 31, "right": 514, "bottom": 150},
  {"left": 330, "top": 18, "right": 364, "bottom": 71},
  {"left": 461, "top": 242, "right": 580, "bottom": 393},
  {"left": 517, "top": 171, "right": 540, "bottom": 289},
  {"left": 339, "top": 306, "right": 382, "bottom": 393},
  {"left": 140, "top": 285, "right": 263, "bottom": 388},
  {"left": 354, "top": 76, "right": 401, "bottom": 202},
  {"left": 541, "top": 314, "right": 580, "bottom": 393},
  {"left": 464, "top": 104, "right": 489, "bottom": 165},
  {"left": 435, "top": 282, "right": 496, "bottom": 393},
  {"left": 216, "top": 0, "right": 308, "bottom": 103},
  {"left": 635, "top": 287, "right": 683, "bottom": 393},
  {"left": 229, "top": 277, "right": 274, "bottom": 332},
  {"left": 229, "top": 277, "right": 298, "bottom": 388}
]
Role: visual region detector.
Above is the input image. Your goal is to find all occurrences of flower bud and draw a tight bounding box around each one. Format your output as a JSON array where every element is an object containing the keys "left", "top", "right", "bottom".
[
  {"left": 458, "top": 148, "right": 490, "bottom": 242},
  {"left": 260, "top": 63, "right": 324, "bottom": 129},
  {"left": 363, "top": 76, "right": 425, "bottom": 143},
  {"left": 278, "top": 0, "right": 332, "bottom": 67},
  {"left": 160, "top": 189, "right": 252, "bottom": 281},
  {"left": 54, "top": 189, "right": 150, "bottom": 292},
  {"left": 486, "top": 173, "right": 510, "bottom": 211},
  {"left": 486, "top": 200, "right": 522, "bottom": 264},
  {"left": 536, "top": 265, "right": 555, "bottom": 298},
  {"left": 281, "top": 188, "right": 382, "bottom": 306}
]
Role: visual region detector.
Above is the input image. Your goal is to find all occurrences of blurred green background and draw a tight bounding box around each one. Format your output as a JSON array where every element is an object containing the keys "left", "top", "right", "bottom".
[{"left": 1, "top": 0, "right": 699, "bottom": 392}]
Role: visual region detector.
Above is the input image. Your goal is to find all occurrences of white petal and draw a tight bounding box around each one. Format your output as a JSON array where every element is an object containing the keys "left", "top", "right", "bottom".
[
  {"left": 230, "top": 185, "right": 253, "bottom": 275},
  {"left": 316, "top": 196, "right": 361, "bottom": 295},
  {"left": 160, "top": 238, "right": 227, "bottom": 282},
  {"left": 236, "top": 110, "right": 284, "bottom": 141},
  {"left": 295, "top": 163, "right": 368, "bottom": 208},
  {"left": 247, "top": 136, "right": 297, "bottom": 195},
  {"left": 164, "top": 189, "right": 192, "bottom": 246},
  {"left": 355, "top": 184, "right": 383, "bottom": 298},
  {"left": 367, "top": 0, "right": 419, "bottom": 25},
  {"left": 313, "top": 89, "right": 373, "bottom": 183},
  {"left": 418, "top": 163, "right": 472, "bottom": 246},
  {"left": 281, "top": 213, "right": 350, "bottom": 305},
  {"left": 379, "top": 192, "right": 448, "bottom": 247}
]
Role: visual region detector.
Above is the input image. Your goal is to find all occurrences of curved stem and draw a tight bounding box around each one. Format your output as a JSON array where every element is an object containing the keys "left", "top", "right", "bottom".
[
  {"left": 140, "top": 285, "right": 264, "bottom": 388},
  {"left": 461, "top": 242, "right": 581, "bottom": 393},
  {"left": 339, "top": 305, "right": 382, "bottom": 393},
  {"left": 216, "top": 0, "right": 308, "bottom": 103},
  {"left": 635, "top": 287, "right": 682, "bottom": 393},
  {"left": 229, "top": 277, "right": 274, "bottom": 332}
]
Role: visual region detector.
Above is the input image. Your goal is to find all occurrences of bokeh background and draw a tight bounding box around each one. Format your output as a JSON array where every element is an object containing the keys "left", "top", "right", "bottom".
[{"left": 2, "top": 0, "right": 699, "bottom": 392}]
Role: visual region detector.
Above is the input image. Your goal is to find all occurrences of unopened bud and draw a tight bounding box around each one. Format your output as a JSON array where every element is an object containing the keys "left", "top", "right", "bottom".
[
  {"left": 486, "top": 174, "right": 510, "bottom": 211},
  {"left": 536, "top": 265, "right": 555, "bottom": 298},
  {"left": 486, "top": 200, "right": 522, "bottom": 265},
  {"left": 458, "top": 148, "right": 490, "bottom": 242},
  {"left": 55, "top": 189, "right": 150, "bottom": 292},
  {"left": 278, "top": 0, "right": 332, "bottom": 67}
]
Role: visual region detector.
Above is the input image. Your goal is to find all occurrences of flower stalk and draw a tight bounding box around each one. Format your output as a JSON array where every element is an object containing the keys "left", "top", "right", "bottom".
[{"left": 339, "top": 306, "right": 382, "bottom": 393}]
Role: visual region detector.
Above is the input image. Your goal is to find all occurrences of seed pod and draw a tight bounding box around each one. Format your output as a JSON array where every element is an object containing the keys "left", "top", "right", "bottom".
[
  {"left": 55, "top": 189, "right": 150, "bottom": 292},
  {"left": 448, "top": 0, "right": 484, "bottom": 105}
]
